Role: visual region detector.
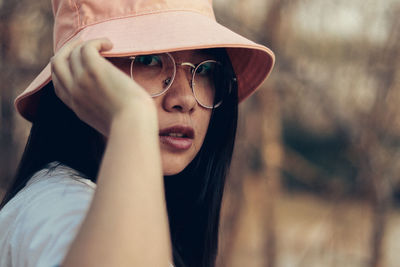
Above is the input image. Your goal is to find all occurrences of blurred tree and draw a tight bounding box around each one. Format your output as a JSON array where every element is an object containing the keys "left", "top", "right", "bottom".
[{"left": 0, "top": 0, "right": 53, "bottom": 191}]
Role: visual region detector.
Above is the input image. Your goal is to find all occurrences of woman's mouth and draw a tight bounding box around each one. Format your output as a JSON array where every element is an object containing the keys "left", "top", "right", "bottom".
[{"left": 159, "top": 126, "right": 194, "bottom": 150}]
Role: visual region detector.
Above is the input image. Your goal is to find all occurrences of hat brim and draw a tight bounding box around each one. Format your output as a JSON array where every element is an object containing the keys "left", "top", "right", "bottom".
[{"left": 15, "top": 10, "right": 275, "bottom": 122}]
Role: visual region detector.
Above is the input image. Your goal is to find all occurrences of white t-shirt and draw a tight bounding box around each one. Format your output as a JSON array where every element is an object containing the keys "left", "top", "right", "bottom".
[
  {"left": 0, "top": 162, "right": 175, "bottom": 267},
  {"left": 0, "top": 162, "right": 96, "bottom": 267}
]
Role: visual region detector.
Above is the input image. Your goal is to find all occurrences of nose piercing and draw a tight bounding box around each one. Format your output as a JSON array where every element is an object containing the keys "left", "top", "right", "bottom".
[{"left": 164, "top": 77, "right": 172, "bottom": 86}]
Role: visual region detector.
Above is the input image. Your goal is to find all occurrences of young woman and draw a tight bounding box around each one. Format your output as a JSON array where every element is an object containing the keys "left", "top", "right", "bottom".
[{"left": 0, "top": 0, "right": 274, "bottom": 266}]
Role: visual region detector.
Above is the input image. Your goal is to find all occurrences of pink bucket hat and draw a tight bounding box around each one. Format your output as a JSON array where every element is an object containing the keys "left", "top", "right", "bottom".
[{"left": 15, "top": 0, "right": 275, "bottom": 122}]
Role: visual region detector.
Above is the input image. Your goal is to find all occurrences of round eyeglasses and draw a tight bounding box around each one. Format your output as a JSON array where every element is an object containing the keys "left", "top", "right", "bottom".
[{"left": 129, "top": 52, "right": 229, "bottom": 109}]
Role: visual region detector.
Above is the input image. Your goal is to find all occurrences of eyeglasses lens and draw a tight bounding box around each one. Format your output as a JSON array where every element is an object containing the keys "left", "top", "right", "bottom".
[
  {"left": 193, "top": 61, "right": 223, "bottom": 108},
  {"left": 131, "top": 54, "right": 175, "bottom": 96}
]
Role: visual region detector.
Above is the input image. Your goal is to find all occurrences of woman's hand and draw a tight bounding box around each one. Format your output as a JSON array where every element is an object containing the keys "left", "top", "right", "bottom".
[
  {"left": 52, "top": 40, "right": 171, "bottom": 267},
  {"left": 51, "top": 38, "right": 157, "bottom": 136}
]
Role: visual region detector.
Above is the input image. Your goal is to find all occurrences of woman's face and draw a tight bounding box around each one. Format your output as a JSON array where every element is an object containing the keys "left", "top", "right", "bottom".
[{"left": 110, "top": 50, "right": 214, "bottom": 175}]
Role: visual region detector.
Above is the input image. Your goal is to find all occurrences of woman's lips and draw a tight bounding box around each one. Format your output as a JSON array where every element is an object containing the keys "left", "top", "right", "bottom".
[
  {"left": 159, "top": 125, "right": 195, "bottom": 150},
  {"left": 159, "top": 135, "right": 193, "bottom": 150}
]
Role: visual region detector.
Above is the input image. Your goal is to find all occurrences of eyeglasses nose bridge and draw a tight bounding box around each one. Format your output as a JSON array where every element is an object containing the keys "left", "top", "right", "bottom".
[
  {"left": 174, "top": 62, "right": 196, "bottom": 91},
  {"left": 177, "top": 62, "right": 196, "bottom": 75}
]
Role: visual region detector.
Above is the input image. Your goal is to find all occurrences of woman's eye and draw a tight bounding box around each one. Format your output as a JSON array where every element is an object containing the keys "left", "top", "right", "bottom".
[
  {"left": 196, "top": 63, "right": 214, "bottom": 75},
  {"left": 136, "top": 55, "right": 161, "bottom": 66}
]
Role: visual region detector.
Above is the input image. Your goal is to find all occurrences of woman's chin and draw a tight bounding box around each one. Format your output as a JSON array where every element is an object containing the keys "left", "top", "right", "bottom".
[
  {"left": 162, "top": 164, "right": 186, "bottom": 176},
  {"left": 161, "top": 157, "right": 192, "bottom": 176},
  {"left": 160, "top": 150, "right": 195, "bottom": 176}
]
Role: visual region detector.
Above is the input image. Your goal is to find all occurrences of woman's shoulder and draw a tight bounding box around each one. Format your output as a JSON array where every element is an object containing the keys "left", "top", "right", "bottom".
[
  {"left": 2, "top": 162, "right": 96, "bottom": 210},
  {"left": 0, "top": 162, "right": 97, "bottom": 267},
  {"left": 0, "top": 161, "right": 96, "bottom": 225},
  {"left": 26, "top": 161, "right": 96, "bottom": 190}
]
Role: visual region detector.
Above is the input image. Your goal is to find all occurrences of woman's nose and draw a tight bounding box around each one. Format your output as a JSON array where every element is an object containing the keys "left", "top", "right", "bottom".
[{"left": 162, "top": 67, "right": 197, "bottom": 113}]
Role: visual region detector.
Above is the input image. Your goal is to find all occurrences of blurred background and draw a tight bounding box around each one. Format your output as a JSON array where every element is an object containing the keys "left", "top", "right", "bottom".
[{"left": 1, "top": 0, "right": 399, "bottom": 266}]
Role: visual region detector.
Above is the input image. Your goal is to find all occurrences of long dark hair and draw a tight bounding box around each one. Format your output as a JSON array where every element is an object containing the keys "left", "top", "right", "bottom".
[{"left": 0, "top": 48, "right": 238, "bottom": 267}]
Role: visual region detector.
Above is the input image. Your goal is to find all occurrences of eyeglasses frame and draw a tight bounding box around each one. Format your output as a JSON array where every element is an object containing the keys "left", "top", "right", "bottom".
[{"left": 129, "top": 52, "right": 224, "bottom": 109}]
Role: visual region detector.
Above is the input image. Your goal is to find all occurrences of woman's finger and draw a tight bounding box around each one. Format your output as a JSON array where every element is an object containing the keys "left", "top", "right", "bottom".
[
  {"left": 51, "top": 38, "right": 83, "bottom": 90},
  {"left": 67, "top": 38, "right": 114, "bottom": 87},
  {"left": 51, "top": 71, "right": 72, "bottom": 108},
  {"left": 79, "top": 38, "right": 113, "bottom": 70},
  {"left": 69, "top": 43, "right": 85, "bottom": 81}
]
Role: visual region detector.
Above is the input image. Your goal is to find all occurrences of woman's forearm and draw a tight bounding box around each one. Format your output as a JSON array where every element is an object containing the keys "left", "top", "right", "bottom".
[{"left": 62, "top": 108, "right": 172, "bottom": 267}]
